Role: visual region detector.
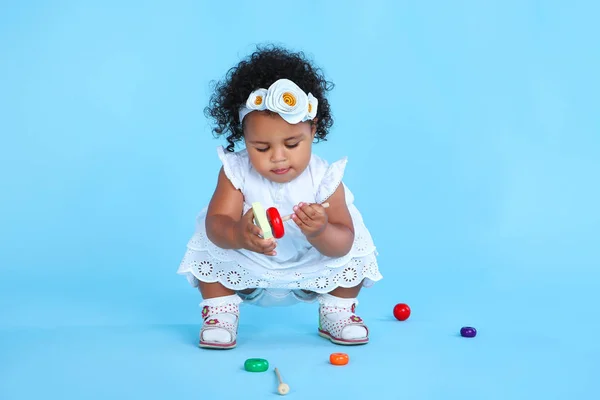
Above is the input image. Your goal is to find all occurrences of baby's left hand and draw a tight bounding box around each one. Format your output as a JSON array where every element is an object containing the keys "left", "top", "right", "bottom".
[{"left": 291, "top": 202, "right": 328, "bottom": 238}]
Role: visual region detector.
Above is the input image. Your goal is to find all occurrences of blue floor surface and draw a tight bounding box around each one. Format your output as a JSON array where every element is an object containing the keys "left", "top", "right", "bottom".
[{"left": 2, "top": 279, "right": 598, "bottom": 399}]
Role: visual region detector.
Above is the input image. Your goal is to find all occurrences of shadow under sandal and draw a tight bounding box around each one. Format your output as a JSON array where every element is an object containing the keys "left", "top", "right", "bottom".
[
  {"left": 317, "top": 293, "right": 369, "bottom": 345},
  {"left": 198, "top": 294, "right": 242, "bottom": 349}
]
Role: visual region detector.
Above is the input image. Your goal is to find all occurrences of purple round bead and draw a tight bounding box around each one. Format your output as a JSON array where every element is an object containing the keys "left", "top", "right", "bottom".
[{"left": 460, "top": 327, "right": 477, "bottom": 338}]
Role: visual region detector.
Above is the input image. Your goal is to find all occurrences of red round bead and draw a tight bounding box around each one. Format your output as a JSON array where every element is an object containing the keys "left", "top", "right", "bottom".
[
  {"left": 266, "top": 207, "right": 285, "bottom": 238},
  {"left": 393, "top": 303, "right": 411, "bottom": 321}
]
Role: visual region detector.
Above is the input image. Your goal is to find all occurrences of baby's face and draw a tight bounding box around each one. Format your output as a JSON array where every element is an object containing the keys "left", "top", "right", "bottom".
[{"left": 243, "top": 111, "right": 316, "bottom": 184}]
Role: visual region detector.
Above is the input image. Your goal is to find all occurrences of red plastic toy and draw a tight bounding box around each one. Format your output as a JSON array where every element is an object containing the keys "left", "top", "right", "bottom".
[
  {"left": 393, "top": 303, "right": 411, "bottom": 321},
  {"left": 266, "top": 207, "right": 285, "bottom": 239}
]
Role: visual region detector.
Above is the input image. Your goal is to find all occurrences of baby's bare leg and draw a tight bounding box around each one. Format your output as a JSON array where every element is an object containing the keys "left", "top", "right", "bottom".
[
  {"left": 198, "top": 281, "right": 236, "bottom": 298},
  {"left": 327, "top": 282, "right": 363, "bottom": 299}
]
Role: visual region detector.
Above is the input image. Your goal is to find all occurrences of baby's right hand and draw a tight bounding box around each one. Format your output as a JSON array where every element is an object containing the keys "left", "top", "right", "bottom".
[{"left": 233, "top": 208, "right": 277, "bottom": 256}]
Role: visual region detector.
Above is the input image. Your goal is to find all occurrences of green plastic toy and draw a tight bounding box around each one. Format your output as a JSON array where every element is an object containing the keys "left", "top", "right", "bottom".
[{"left": 244, "top": 358, "right": 269, "bottom": 372}]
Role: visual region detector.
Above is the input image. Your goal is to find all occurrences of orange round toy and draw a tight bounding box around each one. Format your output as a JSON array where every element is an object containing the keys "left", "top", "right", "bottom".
[{"left": 329, "top": 352, "right": 349, "bottom": 366}]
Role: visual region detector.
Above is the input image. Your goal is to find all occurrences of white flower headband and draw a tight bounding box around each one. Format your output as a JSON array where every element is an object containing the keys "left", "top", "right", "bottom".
[{"left": 238, "top": 78, "right": 318, "bottom": 124}]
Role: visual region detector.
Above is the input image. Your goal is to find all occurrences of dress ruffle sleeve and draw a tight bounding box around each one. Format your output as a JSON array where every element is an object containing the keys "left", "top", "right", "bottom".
[
  {"left": 315, "top": 156, "right": 348, "bottom": 204},
  {"left": 216, "top": 146, "right": 249, "bottom": 191}
]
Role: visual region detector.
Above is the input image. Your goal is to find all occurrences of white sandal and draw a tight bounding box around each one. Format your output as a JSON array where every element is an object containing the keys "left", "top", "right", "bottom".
[
  {"left": 317, "top": 294, "right": 369, "bottom": 345},
  {"left": 198, "top": 294, "right": 241, "bottom": 349}
]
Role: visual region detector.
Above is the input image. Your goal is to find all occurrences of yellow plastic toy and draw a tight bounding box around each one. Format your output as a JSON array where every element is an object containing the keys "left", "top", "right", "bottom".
[{"left": 251, "top": 202, "right": 273, "bottom": 239}]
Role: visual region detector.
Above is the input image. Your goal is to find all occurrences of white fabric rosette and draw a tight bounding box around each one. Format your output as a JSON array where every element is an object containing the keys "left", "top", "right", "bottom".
[
  {"left": 264, "top": 79, "right": 309, "bottom": 124},
  {"left": 238, "top": 78, "right": 318, "bottom": 124},
  {"left": 245, "top": 88, "right": 268, "bottom": 111},
  {"left": 307, "top": 92, "right": 318, "bottom": 120}
]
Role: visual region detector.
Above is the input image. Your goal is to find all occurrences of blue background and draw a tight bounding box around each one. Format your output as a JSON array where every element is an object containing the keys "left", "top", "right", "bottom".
[{"left": 1, "top": 0, "right": 599, "bottom": 398}]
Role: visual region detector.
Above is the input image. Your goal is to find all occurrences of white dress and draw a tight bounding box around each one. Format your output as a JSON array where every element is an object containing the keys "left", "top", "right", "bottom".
[{"left": 177, "top": 146, "right": 383, "bottom": 306}]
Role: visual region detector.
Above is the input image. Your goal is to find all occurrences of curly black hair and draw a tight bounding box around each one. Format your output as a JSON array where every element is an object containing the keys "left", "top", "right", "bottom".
[{"left": 204, "top": 44, "right": 335, "bottom": 152}]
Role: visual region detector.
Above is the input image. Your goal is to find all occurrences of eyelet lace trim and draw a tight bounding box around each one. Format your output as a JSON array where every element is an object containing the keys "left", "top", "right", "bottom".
[{"left": 178, "top": 247, "right": 382, "bottom": 293}]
